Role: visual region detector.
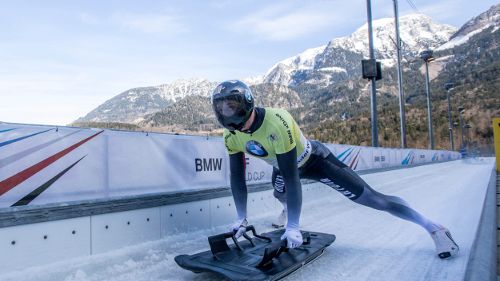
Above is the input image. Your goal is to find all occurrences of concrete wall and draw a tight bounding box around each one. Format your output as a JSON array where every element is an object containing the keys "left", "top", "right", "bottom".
[{"left": 1, "top": 186, "right": 320, "bottom": 272}]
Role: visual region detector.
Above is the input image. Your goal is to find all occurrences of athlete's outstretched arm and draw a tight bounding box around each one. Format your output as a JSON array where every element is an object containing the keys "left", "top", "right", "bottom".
[
  {"left": 229, "top": 152, "right": 248, "bottom": 220},
  {"left": 276, "top": 147, "right": 302, "bottom": 229}
]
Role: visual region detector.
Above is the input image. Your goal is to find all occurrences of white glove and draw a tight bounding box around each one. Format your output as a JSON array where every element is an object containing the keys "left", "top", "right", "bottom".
[
  {"left": 280, "top": 228, "right": 303, "bottom": 248},
  {"left": 230, "top": 218, "right": 248, "bottom": 238}
]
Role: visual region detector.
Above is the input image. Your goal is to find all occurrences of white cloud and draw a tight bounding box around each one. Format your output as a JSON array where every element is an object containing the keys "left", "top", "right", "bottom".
[
  {"left": 230, "top": 2, "right": 364, "bottom": 41},
  {"left": 111, "top": 12, "right": 188, "bottom": 34}
]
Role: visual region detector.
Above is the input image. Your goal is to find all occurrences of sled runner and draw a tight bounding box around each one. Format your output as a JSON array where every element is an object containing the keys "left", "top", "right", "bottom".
[{"left": 174, "top": 225, "right": 335, "bottom": 281}]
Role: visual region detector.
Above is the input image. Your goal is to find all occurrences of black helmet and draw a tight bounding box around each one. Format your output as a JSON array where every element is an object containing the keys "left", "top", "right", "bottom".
[{"left": 211, "top": 80, "right": 254, "bottom": 131}]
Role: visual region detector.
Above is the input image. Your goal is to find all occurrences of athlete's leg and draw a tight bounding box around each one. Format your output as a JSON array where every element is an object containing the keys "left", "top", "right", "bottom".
[
  {"left": 326, "top": 159, "right": 459, "bottom": 258},
  {"left": 355, "top": 183, "right": 441, "bottom": 233},
  {"left": 303, "top": 153, "right": 441, "bottom": 233}
]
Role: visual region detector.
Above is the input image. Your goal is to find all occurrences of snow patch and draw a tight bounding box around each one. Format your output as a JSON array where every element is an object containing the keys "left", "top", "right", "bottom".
[
  {"left": 265, "top": 45, "right": 326, "bottom": 76},
  {"left": 127, "top": 95, "right": 138, "bottom": 103},
  {"left": 318, "top": 67, "right": 346, "bottom": 73},
  {"left": 243, "top": 75, "right": 264, "bottom": 86},
  {"left": 436, "top": 23, "right": 493, "bottom": 51}
]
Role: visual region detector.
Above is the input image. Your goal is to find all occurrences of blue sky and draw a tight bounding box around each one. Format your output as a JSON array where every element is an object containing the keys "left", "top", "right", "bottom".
[{"left": 0, "top": 0, "right": 497, "bottom": 125}]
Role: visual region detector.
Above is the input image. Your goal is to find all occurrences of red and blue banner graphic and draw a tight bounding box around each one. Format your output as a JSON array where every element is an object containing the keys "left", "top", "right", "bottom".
[
  {"left": 337, "top": 147, "right": 361, "bottom": 170},
  {"left": 11, "top": 156, "right": 87, "bottom": 206},
  {"left": 0, "top": 130, "right": 103, "bottom": 197},
  {"left": 0, "top": 129, "right": 82, "bottom": 169}
]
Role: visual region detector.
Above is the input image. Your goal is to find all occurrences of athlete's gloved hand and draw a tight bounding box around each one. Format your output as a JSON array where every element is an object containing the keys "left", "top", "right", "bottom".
[
  {"left": 281, "top": 227, "right": 303, "bottom": 248},
  {"left": 230, "top": 218, "right": 248, "bottom": 239}
]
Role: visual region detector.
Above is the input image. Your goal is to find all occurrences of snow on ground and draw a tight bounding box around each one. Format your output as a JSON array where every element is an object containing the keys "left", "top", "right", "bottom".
[{"left": 0, "top": 158, "right": 495, "bottom": 281}]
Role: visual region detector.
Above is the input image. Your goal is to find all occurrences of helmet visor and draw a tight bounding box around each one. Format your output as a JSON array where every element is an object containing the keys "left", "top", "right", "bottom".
[
  {"left": 213, "top": 95, "right": 246, "bottom": 117},
  {"left": 212, "top": 95, "right": 248, "bottom": 130}
]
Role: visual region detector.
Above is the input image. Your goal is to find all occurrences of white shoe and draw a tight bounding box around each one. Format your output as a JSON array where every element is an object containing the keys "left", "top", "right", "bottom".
[
  {"left": 431, "top": 227, "right": 459, "bottom": 259},
  {"left": 272, "top": 209, "right": 287, "bottom": 228}
]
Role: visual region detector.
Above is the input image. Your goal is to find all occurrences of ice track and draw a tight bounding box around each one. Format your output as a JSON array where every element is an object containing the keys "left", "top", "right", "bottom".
[{"left": 0, "top": 158, "right": 495, "bottom": 281}]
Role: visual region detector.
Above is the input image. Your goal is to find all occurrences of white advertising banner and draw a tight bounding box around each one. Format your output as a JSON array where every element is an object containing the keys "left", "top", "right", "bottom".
[
  {"left": 245, "top": 156, "right": 273, "bottom": 185},
  {"left": 161, "top": 137, "right": 229, "bottom": 190},
  {"left": 0, "top": 122, "right": 461, "bottom": 209}
]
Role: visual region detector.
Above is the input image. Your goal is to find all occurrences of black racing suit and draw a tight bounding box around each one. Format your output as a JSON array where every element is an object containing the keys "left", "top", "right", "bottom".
[{"left": 229, "top": 108, "right": 440, "bottom": 234}]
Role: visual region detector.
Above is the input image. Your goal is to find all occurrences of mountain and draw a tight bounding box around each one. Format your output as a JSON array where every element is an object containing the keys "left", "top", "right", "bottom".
[
  {"left": 76, "top": 14, "right": 456, "bottom": 125},
  {"left": 75, "top": 79, "right": 218, "bottom": 123},
  {"left": 300, "top": 4, "right": 499, "bottom": 149},
  {"left": 262, "top": 14, "right": 456, "bottom": 87},
  {"left": 74, "top": 6, "right": 499, "bottom": 151}
]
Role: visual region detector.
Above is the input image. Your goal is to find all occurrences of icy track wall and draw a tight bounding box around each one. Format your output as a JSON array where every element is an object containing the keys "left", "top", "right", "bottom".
[
  {"left": 0, "top": 123, "right": 460, "bottom": 209},
  {"left": 0, "top": 122, "right": 461, "bottom": 273}
]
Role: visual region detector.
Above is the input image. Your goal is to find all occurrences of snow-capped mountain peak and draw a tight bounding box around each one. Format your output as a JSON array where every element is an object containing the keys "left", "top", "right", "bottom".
[
  {"left": 329, "top": 14, "right": 455, "bottom": 60},
  {"left": 262, "top": 45, "right": 326, "bottom": 85},
  {"left": 266, "top": 45, "right": 327, "bottom": 75},
  {"left": 262, "top": 13, "right": 456, "bottom": 87}
]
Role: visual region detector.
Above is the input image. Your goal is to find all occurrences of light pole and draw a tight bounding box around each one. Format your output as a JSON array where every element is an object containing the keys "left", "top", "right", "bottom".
[
  {"left": 366, "top": 0, "right": 378, "bottom": 147},
  {"left": 464, "top": 124, "right": 472, "bottom": 149},
  {"left": 444, "top": 83, "right": 455, "bottom": 150},
  {"left": 419, "top": 49, "right": 435, "bottom": 149},
  {"left": 458, "top": 106, "right": 465, "bottom": 156},
  {"left": 393, "top": 0, "right": 406, "bottom": 148}
]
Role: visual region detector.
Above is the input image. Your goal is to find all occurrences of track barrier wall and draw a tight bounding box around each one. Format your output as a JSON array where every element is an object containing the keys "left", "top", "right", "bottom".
[{"left": 0, "top": 122, "right": 460, "bottom": 209}]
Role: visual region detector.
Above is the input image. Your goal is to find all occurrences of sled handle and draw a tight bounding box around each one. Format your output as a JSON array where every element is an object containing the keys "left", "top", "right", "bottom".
[
  {"left": 237, "top": 225, "right": 272, "bottom": 248},
  {"left": 208, "top": 225, "right": 272, "bottom": 256},
  {"left": 208, "top": 232, "right": 243, "bottom": 255},
  {"left": 256, "top": 239, "right": 288, "bottom": 268},
  {"left": 256, "top": 231, "right": 311, "bottom": 268},
  {"left": 244, "top": 225, "right": 272, "bottom": 243}
]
